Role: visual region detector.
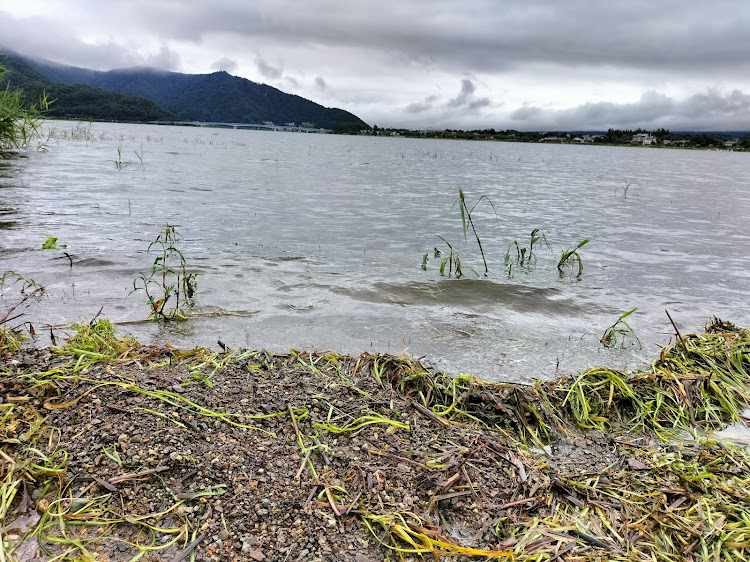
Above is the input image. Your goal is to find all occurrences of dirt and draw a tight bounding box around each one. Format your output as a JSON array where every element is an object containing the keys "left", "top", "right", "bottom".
[{"left": 0, "top": 345, "right": 728, "bottom": 561}]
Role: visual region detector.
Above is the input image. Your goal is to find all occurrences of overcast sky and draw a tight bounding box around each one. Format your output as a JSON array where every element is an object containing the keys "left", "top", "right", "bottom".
[{"left": 2, "top": 1, "right": 750, "bottom": 130}]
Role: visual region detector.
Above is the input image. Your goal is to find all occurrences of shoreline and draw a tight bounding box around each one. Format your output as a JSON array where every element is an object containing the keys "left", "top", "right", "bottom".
[{"left": 1, "top": 319, "right": 750, "bottom": 560}]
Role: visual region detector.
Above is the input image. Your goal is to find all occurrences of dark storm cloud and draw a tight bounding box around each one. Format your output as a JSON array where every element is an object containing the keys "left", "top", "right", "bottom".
[
  {"left": 211, "top": 57, "right": 238, "bottom": 73},
  {"left": 118, "top": 1, "right": 750, "bottom": 76},
  {"left": 509, "top": 89, "right": 750, "bottom": 130}
]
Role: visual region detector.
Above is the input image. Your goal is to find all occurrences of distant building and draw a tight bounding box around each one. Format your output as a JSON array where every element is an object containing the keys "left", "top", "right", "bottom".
[
  {"left": 301, "top": 122, "right": 315, "bottom": 128},
  {"left": 263, "top": 121, "right": 274, "bottom": 126},
  {"left": 632, "top": 133, "right": 656, "bottom": 145}
]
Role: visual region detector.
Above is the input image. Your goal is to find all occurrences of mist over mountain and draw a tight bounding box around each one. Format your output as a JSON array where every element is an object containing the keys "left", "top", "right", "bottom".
[
  {"left": 0, "top": 53, "right": 178, "bottom": 122},
  {"left": 22, "top": 55, "right": 369, "bottom": 130}
]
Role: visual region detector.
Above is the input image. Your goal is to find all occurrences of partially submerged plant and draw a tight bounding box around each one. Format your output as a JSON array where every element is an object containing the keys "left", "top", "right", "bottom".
[
  {"left": 1, "top": 271, "right": 45, "bottom": 351},
  {"left": 41, "top": 236, "right": 66, "bottom": 249},
  {"left": 436, "top": 236, "right": 462, "bottom": 277},
  {"left": 505, "top": 228, "right": 550, "bottom": 275},
  {"left": 454, "top": 189, "right": 497, "bottom": 275},
  {"left": 130, "top": 225, "right": 198, "bottom": 320},
  {"left": 557, "top": 239, "right": 589, "bottom": 276},
  {"left": 600, "top": 307, "right": 642, "bottom": 348},
  {"left": 616, "top": 179, "right": 640, "bottom": 199}
]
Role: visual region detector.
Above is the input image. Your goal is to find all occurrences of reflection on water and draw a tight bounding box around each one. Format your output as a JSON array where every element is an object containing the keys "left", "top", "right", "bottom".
[{"left": 1, "top": 121, "right": 749, "bottom": 382}]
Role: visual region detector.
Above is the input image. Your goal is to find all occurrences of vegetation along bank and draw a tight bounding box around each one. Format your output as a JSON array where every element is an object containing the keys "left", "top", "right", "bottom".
[{"left": 1, "top": 317, "right": 750, "bottom": 561}]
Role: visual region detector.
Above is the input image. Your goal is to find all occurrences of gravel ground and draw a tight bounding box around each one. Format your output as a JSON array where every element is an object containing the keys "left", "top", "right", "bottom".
[{"left": 0, "top": 342, "right": 742, "bottom": 561}]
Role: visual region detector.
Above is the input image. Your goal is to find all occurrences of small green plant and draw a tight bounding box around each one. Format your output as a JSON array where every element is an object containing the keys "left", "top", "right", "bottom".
[
  {"left": 504, "top": 228, "right": 550, "bottom": 275},
  {"left": 102, "top": 443, "right": 123, "bottom": 466},
  {"left": 114, "top": 145, "right": 123, "bottom": 170},
  {"left": 421, "top": 253, "right": 429, "bottom": 270},
  {"left": 557, "top": 239, "right": 589, "bottom": 276},
  {"left": 42, "top": 236, "right": 67, "bottom": 249},
  {"left": 600, "top": 308, "right": 642, "bottom": 348},
  {"left": 131, "top": 225, "right": 198, "bottom": 320}
]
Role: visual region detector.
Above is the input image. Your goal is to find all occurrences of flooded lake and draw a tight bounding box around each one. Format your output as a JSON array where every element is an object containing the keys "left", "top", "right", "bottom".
[{"left": 1, "top": 121, "right": 749, "bottom": 382}]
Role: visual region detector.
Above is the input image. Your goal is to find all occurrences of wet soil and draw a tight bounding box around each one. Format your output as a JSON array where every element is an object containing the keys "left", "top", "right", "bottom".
[{"left": 0, "top": 345, "right": 743, "bottom": 561}]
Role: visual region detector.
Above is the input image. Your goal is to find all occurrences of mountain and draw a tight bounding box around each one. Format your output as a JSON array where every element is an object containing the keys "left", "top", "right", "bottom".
[
  {"left": 23, "top": 56, "right": 370, "bottom": 130},
  {"left": 0, "top": 53, "right": 178, "bottom": 122}
]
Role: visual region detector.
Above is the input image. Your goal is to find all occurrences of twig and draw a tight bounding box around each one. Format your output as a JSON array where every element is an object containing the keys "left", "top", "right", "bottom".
[
  {"left": 325, "top": 486, "right": 341, "bottom": 516},
  {"left": 546, "top": 541, "right": 576, "bottom": 562},
  {"left": 313, "top": 437, "right": 331, "bottom": 467},
  {"left": 570, "top": 529, "right": 610, "bottom": 548},
  {"left": 498, "top": 496, "right": 541, "bottom": 509},
  {"left": 288, "top": 403, "right": 302, "bottom": 445},
  {"left": 342, "top": 491, "right": 362, "bottom": 515},
  {"left": 665, "top": 309, "right": 683, "bottom": 343},
  {"left": 410, "top": 400, "right": 451, "bottom": 427},
  {"left": 169, "top": 533, "right": 205, "bottom": 562},
  {"left": 109, "top": 466, "right": 169, "bottom": 484},
  {"left": 89, "top": 306, "right": 104, "bottom": 326},
  {"left": 295, "top": 449, "right": 312, "bottom": 480}
]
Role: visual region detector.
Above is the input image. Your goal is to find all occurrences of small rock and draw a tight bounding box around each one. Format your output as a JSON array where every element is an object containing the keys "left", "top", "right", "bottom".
[{"left": 171, "top": 384, "right": 185, "bottom": 393}]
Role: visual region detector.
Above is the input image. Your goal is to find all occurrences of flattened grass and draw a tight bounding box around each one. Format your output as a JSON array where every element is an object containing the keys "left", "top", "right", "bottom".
[{"left": 2, "top": 318, "right": 750, "bottom": 560}]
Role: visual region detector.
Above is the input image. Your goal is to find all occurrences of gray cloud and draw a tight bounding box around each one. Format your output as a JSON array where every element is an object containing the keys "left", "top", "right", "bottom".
[
  {"left": 446, "top": 79, "right": 491, "bottom": 111},
  {"left": 103, "top": 1, "right": 750, "bottom": 77},
  {"left": 282, "top": 76, "right": 300, "bottom": 88},
  {"left": 509, "top": 89, "right": 750, "bottom": 130},
  {"left": 405, "top": 95, "right": 438, "bottom": 114},
  {"left": 210, "top": 57, "right": 238, "bottom": 73},
  {"left": 0, "top": 10, "right": 182, "bottom": 71},
  {"left": 448, "top": 79, "right": 475, "bottom": 107},
  {"left": 255, "top": 55, "right": 282, "bottom": 79},
  {"left": 2, "top": 2, "right": 750, "bottom": 130}
]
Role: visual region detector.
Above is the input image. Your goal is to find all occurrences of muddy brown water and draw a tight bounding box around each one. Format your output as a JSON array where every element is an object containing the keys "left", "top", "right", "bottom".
[{"left": 1, "top": 121, "right": 749, "bottom": 382}]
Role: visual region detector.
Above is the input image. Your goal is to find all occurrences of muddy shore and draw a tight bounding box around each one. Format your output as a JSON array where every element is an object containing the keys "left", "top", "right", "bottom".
[{"left": 1, "top": 320, "right": 749, "bottom": 561}]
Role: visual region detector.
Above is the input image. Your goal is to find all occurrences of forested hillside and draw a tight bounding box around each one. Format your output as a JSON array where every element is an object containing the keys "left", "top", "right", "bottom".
[
  {"left": 0, "top": 54, "right": 178, "bottom": 122},
  {"left": 25, "top": 58, "right": 369, "bottom": 130}
]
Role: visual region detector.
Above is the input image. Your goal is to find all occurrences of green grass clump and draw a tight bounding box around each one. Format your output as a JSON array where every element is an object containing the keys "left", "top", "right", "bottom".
[
  {"left": 600, "top": 307, "right": 642, "bottom": 348},
  {"left": 61, "top": 318, "right": 138, "bottom": 361}
]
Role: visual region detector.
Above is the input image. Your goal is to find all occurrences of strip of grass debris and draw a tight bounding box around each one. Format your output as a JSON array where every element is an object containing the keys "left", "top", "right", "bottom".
[{"left": 1, "top": 318, "right": 749, "bottom": 561}]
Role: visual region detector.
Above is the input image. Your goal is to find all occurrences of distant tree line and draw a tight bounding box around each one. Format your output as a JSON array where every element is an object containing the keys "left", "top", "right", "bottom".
[{"left": 362, "top": 126, "right": 750, "bottom": 149}]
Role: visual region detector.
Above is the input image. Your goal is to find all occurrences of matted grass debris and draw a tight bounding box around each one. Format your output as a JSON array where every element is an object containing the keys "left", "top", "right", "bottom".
[{"left": 1, "top": 318, "right": 749, "bottom": 560}]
